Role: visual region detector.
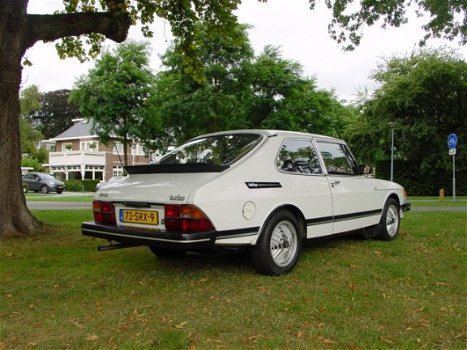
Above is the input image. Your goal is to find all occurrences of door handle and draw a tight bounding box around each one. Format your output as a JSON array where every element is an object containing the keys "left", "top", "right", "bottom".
[{"left": 330, "top": 180, "right": 341, "bottom": 188}]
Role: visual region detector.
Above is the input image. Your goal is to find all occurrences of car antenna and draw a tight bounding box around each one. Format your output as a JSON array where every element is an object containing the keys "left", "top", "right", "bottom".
[{"left": 113, "top": 141, "right": 128, "bottom": 176}]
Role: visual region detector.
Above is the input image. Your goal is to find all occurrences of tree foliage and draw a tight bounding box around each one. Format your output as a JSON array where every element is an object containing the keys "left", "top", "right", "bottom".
[
  {"left": 245, "top": 46, "right": 352, "bottom": 135},
  {"left": 149, "top": 23, "right": 254, "bottom": 144},
  {"left": 70, "top": 41, "right": 157, "bottom": 165},
  {"left": 56, "top": 0, "right": 242, "bottom": 80},
  {"left": 19, "top": 85, "right": 46, "bottom": 168},
  {"left": 28, "top": 89, "right": 81, "bottom": 139},
  {"left": 347, "top": 48, "right": 467, "bottom": 195},
  {"left": 151, "top": 24, "right": 351, "bottom": 146},
  {"left": 311, "top": 0, "right": 466, "bottom": 50},
  {"left": 19, "top": 85, "right": 41, "bottom": 117}
]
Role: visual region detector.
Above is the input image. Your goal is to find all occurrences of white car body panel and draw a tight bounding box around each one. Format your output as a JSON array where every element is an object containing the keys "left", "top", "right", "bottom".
[{"left": 84, "top": 129, "right": 409, "bottom": 253}]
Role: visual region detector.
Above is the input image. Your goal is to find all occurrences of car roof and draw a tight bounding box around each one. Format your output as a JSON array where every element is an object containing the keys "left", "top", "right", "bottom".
[{"left": 191, "top": 129, "right": 344, "bottom": 143}]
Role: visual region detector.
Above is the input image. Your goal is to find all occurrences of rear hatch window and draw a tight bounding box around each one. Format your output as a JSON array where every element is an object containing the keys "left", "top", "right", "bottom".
[{"left": 126, "top": 133, "right": 263, "bottom": 174}]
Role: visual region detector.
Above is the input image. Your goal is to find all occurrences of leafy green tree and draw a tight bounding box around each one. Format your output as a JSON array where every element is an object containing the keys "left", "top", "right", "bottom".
[
  {"left": 150, "top": 23, "right": 254, "bottom": 144},
  {"left": 347, "top": 49, "right": 466, "bottom": 194},
  {"left": 1, "top": 0, "right": 464, "bottom": 237},
  {"left": 71, "top": 42, "right": 157, "bottom": 165},
  {"left": 19, "top": 85, "right": 46, "bottom": 167},
  {"left": 19, "top": 85, "right": 41, "bottom": 117},
  {"left": 246, "top": 46, "right": 351, "bottom": 136},
  {"left": 30, "top": 89, "right": 81, "bottom": 139},
  {"left": 19, "top": 85, "right": 42, "bottom": 155},
  {"left": 19, "top": 118, "right": 43, "bottom": 157},
  {"left": 315, "top": 0, "right": 466, "bottom": 50},
  {"left": 152, "top": 29, "right": 352, "bottom": 146}
]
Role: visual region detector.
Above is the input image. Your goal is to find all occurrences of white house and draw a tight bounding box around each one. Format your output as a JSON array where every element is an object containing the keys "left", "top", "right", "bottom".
[{"left": 43, "top": 118, "right": 152, "bottom": 181}]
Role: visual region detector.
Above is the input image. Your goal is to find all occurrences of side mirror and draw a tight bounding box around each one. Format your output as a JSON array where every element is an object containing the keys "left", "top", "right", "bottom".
[{"left": 360, "top": 165, "right": 372, "bottom": 176}]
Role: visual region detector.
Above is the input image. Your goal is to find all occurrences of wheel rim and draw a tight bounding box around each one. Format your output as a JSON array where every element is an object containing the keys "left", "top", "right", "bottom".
[
  {"left": 270, "top": 220, "right": 298, "bottom": 267},
  {"left": 386, "top": 205, "right": 399, "bottom": 237}
]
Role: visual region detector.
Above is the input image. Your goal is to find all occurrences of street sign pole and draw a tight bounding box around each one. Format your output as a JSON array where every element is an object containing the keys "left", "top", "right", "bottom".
[
  {"left": 453, "top": 152, "right": 456, "bottom": 201},
  {"left": 447, "top": 134, "right": 458, "bottom": 202}
]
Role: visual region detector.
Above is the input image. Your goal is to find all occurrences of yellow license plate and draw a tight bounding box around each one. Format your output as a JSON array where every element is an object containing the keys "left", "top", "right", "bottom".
[{"left": 120, "top": 209, "right": 159, "bottom": 225}]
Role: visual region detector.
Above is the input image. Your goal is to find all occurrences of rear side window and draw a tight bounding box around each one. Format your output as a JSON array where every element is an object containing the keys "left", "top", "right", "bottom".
[
  {"left": 316, "top": 142, "right": 357, "bottom": 175},
  {"left": 276, "top": 139, "right": 322, "bottom": 175}
]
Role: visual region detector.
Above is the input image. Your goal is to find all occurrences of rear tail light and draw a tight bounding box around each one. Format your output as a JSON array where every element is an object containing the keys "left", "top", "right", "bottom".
[
  {"left": 93, "top": 200, "right": 116, "bottom": 225},
  {"left": 164, "top": 204, "right": 215, "bottom": 233}
]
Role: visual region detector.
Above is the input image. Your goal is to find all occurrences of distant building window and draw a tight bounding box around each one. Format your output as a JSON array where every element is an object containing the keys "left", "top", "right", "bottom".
[
  {"left": 81, "top": 141, "right": 98, "bottom": 152},
  {"left": 113, "top": 142, "right": 124, "bottom": 156},
  {"left": 113, "top": 165, "right": 124, "bottom": 176},
  {"left": 132, "top": 143, "right": 146, "bottom": 156},
  {"left": 62, "top": 143, "right": 73, "bottom": 152}
]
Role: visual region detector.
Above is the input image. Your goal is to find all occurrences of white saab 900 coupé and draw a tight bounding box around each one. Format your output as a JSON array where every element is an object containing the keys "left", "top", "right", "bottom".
[{"left": 82, "top": 130, "right": 410, "bottom": 275}]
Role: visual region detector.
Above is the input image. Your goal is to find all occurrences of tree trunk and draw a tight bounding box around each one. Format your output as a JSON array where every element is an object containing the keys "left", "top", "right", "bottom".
[
  {"left": 0, "top": 0, "right": 130, "bottom": 239},
  {"left": 0, "top": 0, "right": 43, "bottom": 238}
]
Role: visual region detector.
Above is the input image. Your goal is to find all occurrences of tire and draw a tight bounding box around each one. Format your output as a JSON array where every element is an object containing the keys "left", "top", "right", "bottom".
[
  {"left": 56, "top": 189, "right": 63, "bottom": 194},
  {"left": 23, "top": 185, "right": 28, "bottom": 193},
  {"left": 250, "top": 209, "right": 302, "bottom": 276},
  {"left": 376, "top": 198, "right": 400, "bottom": 241},
  {"left": 41, "top": 185, "right": 49, "bottom": 194},
  {"left": 149, "top": 246, "right": 186, "bottom": 258}
]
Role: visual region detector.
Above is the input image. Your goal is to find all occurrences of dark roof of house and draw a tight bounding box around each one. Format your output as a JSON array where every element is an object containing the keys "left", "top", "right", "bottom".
[{"left": 52, "top": 119, "right": 96, "bottom": 140}]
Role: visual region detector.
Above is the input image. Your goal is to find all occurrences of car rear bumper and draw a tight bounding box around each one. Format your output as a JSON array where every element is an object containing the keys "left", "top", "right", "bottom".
[{"left": 82, "top": 221, "right": 215, "bottom": 249}]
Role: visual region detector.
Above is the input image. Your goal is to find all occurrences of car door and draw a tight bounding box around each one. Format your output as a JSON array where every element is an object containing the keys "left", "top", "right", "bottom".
[
  {"left": 315, "top": 140, "right": 382, "bottom": 234},
  {"left": 276, "top": 138, "right": 333, "bottom": 238},
  {"left": 23, "top": 174, "right": 36, "bottom": 191}
]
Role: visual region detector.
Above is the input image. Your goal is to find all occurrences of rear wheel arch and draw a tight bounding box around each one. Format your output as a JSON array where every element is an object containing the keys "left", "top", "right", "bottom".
[{"left": 258, "top": 204, "right": 306, "bottom": 241}]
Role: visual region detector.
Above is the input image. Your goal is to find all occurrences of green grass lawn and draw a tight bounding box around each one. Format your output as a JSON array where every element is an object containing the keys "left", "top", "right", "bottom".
[{"left": 1, "top": 210, "right": 465, "bottom": 349}]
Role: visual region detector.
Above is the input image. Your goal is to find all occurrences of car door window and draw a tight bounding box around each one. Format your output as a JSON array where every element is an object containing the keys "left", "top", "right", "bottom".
[
  {"left": 276, "top": 139, "right": 322, "bottom": 175},
  {"left": 317, "top": 142, "right": 357, "bottom": 175}
]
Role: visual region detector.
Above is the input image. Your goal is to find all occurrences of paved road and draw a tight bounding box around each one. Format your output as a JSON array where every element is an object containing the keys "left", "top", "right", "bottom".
[
  {"left": 411, "top": 206, "right": 466, "bottom": 212},
  {"left": 27, "top": 201, "right": 91, "bottom": 210}
]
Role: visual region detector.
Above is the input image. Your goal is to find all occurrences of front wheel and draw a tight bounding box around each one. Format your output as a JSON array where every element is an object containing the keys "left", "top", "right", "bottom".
[
  {"left": 377, "top": 198, "right": 400, "bottom": 241},
  {"left": 250, "top": 210, "right": 302, "bottom": 276}
]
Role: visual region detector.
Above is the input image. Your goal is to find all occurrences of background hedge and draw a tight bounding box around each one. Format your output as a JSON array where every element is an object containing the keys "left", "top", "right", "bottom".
[
  {"left": 375, "top": 160, "right": 465, "bottom": 196},
  {"left": 64, "top": 179, "right": 99, "bottom": 192}
]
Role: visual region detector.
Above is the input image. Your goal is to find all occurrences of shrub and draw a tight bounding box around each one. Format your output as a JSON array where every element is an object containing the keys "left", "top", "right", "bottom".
[
  {"left": 82, "top": 180, "right": 100, "bottom": 192},
  {"left": 63, "top": 179, "right": 100, "bottom": 192},
  {"left": 64, "top": 180, "right": 84, "bottom": 192}
]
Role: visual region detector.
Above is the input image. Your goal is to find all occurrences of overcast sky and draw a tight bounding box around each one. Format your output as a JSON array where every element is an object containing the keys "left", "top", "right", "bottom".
[{"left": 23, "top": 0, "right": 466, "bottom": 102}]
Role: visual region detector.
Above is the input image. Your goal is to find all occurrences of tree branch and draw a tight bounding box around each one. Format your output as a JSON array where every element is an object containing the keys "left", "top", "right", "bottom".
[{"left": 25, "top": 12, "right": 131, "bottom": 49}]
